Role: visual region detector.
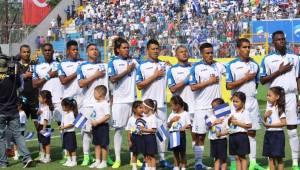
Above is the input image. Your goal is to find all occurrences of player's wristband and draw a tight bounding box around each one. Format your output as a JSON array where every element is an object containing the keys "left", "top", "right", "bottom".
[{"left": 45, "top": 74, "right": 50, "bottom": 80}]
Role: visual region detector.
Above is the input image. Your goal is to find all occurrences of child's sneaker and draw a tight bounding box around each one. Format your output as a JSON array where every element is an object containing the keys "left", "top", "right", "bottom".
[
  {"left": 41, "top": 158, "right": 51, "bottom": 164},
  {"left": 59, "top": 155, "right": 68, "bottom": 164},
  {"left": 107, "top": 155, "right": 113, "bottom": 166},
  {"left": 63, "top": 160, "right": 71, "bottom": 166},
  {"left": 89, "top": 162, "right": 100, "bottom": 168},
  {"left": 292, "top": 166, "right": 300, "bottom": 170},
  {"left": 13, "top": 154, "right": 19, "bottom": 161},
  {"left": 137, "top": 159, "right": 143, "bottom": 167},
  {"left": 66, "top": 161, "right": 77, "bottom": 167},
  {"left": 96, "top": 161, "right": 107, "bottom": 169}
]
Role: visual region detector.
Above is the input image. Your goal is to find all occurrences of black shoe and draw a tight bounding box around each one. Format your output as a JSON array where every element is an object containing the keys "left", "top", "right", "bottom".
[{"left": 23, "top": 159, "right": 35, "bottom": 168}]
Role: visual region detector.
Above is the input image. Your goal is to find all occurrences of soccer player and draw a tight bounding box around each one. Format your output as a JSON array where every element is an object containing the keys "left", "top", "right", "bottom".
[
  {"left": 32, "top": 43, "right": 63, "bottom": 125},
  {"left": 108, "top": 37, "right": 139, "bottom": 168},
  {"left": 136, "top": 39, "right": 172, "bottom": 168},
  {"left": 77, "top": 43, "right": 109, "bottom": 166},
  {"left": 167, "top": 45, "right": 196, "bottom": 146},
  {"left": 58, "top": 40, "right": 82, "bottom": 163},
  {"left": 260, "top": 30, "right": 300, "bottom": 170},
  {"left": 189, "top": 42, "right": 225, "bottom": 169},
  {"left": 226, "top": 38, "right": 264, "bottom": 170}
]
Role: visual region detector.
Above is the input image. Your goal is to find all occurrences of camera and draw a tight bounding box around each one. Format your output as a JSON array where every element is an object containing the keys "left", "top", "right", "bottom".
[{"left": 0, "top": 54, "right": 19, "bottom": 76}]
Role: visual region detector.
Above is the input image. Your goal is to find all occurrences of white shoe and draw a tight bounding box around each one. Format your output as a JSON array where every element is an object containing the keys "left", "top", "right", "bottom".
[
  {"left": 96, "top": 162, "right": 107, "bottom": 169},
  {"left": 13, "top": 155, "right": 19, "bottom": 161},
  {"left": 89, "top": 162, "right": 100, "bottom": 168},
  {"left": 63, "top": 160, "right": 71, "bottom": 166},
  {"left": 200, "top": 163, "right": 212, "bottom": 170},
  {"left": 66, "top": 161, "right": 77, "bottom": 167},
  {"left": 41, "top": 158, "right": 51, "bottom": 163}
]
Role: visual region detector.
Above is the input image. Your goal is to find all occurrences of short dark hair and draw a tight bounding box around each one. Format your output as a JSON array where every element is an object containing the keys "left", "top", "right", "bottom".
[
  {"left": 236, "top": 38, "right": 250, "bottom": 48},
  {"left": 199, "top": 43, "right": 213, "bottom": 52},
  {"left": 211, "top": 98, "right": 225, "bottom": 106},
  {"left": 19, "top": 44, "right": 30, "bottom": 52},
  {"left": 175, "top": 45, "right": 187, "bottom": 52},
  {"left": 66, "top": 40, "right": 78, "bottom": 50},
  {"left": 114, "top": 37, "right": 128, "bottom": 55},
  {"left": 42, "top": 43, "right": 53, "bottom": 51},
  {"left": 146, "top": 39, "right": 160, "bottom": 49},
  {"left": 272, "top": 30, "right": 285, "bottom": 40},
  {"left": 232, "top": 91, "right": 246, "bottom": 104},
  {"left": 86, "top": 43, "right": 97, "bottom": 51}
]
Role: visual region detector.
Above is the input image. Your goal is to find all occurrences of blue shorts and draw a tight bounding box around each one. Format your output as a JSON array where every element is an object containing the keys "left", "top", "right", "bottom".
[
  {"left": 263, "top": 131, "right": 285, "bottom": 158},
  {"left": 229, "top": 132, "right": 250, "bottom": 156},
  {"left": 92, "top": 123, "right": 109, "bottom": 147},
  {"left": 63, "top": 132, "right": 77, "bottom": 152},
  {"left": 143, "top": 134, "right": 157, "bottom": 156},
  {"left": 210, "top": 138, "right": 227, "bottom": 160},
  {"left": 131, "top": 134, "right": 145, "bottom": 154}
]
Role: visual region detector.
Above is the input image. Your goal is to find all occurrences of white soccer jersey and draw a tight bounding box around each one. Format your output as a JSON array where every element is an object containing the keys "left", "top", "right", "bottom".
[
  {"left": 58, "top": 59, "right": 83, "bottom": 98},
  {"left": 260, "top": 51, "right": 299, "bottom": 94},
  {"left": 33, "top": 60, "right": 63, "bottom": 103},
  {"left": 108, "top": 57, "right": 139, "bottom": 103},
  {"left": 91, "top": 100, "right": 110, "bottom": 123},
  {"left": 136, "top": 60, "right": 169, "bottom": 108},
  {"left": 77, "top": 61, "right": 109, "bottom": 107},
  {"left": 189, "top": 61, "right": 226, "bottom": 110},
  {"left": 62, "top": 111, "right": 75, "bottom": 132},
  {"left": 167, "top": 63, "right": 195, "bottom": 113},
  {"left": 142, "top": 114, "right": 157, "bottom": 134},
  {"left": 226, "top": 58, "right": 259, "bottom": 97}
]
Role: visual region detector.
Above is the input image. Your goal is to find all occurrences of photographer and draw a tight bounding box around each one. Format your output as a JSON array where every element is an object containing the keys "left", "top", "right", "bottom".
[
  {"left": 0, "top": 55, "right": 34, "bottom": 168},
  {"left": 19, "top": 45, "right": 39, "bottom": 128}
]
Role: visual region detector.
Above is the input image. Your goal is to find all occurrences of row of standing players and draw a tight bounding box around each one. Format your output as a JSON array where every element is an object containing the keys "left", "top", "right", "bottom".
[{"left": 18, "top": 30, "right": 300, "bottom": 170}]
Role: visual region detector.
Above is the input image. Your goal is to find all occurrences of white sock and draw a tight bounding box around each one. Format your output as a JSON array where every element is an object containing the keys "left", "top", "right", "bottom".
[
  {"left": 229, "top": 155, "right": 235, "bottom": 162},
  {"left": 114, "top": 129, "right": 122, "bottom": 161},
  {"left": 192, "top": 141, "right": 195, "bottom": 148},
  {"left": 40, "top": 152, "right": 45, "bottom": 158},
  {"left": 132, "top": 163, "right": 137, "bottom": 169},
  {"left": 82, "top": 132, "right": 91, "bottom": 155},
  {"left": 181, "top": 168, "right": 186, "bottom": 170},
  {"left": 130, "top": 152, "right": 133, "bottom": 162},
  {"left": 101, "top": 160, "right": 107, "bottom": 165},
  {"left": 67, "top": 156, "right": 71, "bottom": 162},
  {"left": 288, "top": 129, "right": 299, "bottom": 165},
  {"left": 96, "top": 159, "right": 101, "bottom": 164},
  {"left": 45, "top": 154, "right": 50, "bottom": 160},
  {"left": 157, "top": 139, "right": 166, "bottom": 161},
  {"left": 72, "top": 156, "right": 77, "bottom": 162},
  {"left": 199, "top": 146, "right": 204, "bottom": 164},
  {"left": 145, "top": 163, "right": 149, "bottom": 167},
  {"left": 173, "top": 167, "right": 180, "bottom": 170},
  {"left": 151, "top": 167, "right": 156, "bottom": 170},
  {"left": 194, "top": 145, "right": 201, "bottom": 165},
  {"left": 248, "top": 136, "right": 256, "bottom": 161}
]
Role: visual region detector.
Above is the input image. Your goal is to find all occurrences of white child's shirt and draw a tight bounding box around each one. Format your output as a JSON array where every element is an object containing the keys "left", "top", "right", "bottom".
[
  {"left": 206, "top": 114, "right": 229, "bottom": 140},
  {"left": 61, "top": 111, "right": 75, "bottom": 132},
  {"left": 265, "top": 104, "right": 286, "bottom": 131},
  {"left": 126, "top": 116, "right": 137, "bottom": 131},
  {"left": 142, "top": 114, "right": 157, "bottom": 134},
  {"left": 38, "top": 104, "right": 52, "bottom": 125},
  {"left": 167, "top": 111, "right": 191, "bottom": 132},
  {"left": 19, "top": 110, "right": 27, "bottom": 131},
  {"left": 91, "top": 100, "right": 110, "bottom": 123},
  {"left": 229, "top": 108, "right": 251, "bottom": 134}
]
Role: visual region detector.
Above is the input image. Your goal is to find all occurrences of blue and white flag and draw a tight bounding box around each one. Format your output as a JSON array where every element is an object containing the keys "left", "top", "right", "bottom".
[
  {"left": 25, "top": 132, "right": 35, "bottom": 140},
  {"left": 192, "top": 0, "right": 201, "bottom": 16},
  {"left": 169, "top": 131, "right": 180, "bottom": 148},
  {"left": 214, "top": 103, "right": 231, "bottom": 118},
  {"left": 156, "top": 125, "right": 169, "bottom": 142},
  {"left": 73, "top": 113, "right": 88, "bottom": 129}
]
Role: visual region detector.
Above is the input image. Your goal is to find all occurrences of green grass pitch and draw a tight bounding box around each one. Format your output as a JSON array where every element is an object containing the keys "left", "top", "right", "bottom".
[{"left": 4, "top": 85, "right": 300, "bottom": 169}]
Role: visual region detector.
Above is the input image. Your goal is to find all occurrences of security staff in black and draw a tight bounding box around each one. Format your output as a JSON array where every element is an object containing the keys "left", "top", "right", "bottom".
[
  {"left": 18, "top": 45, "right": 39, "bottom": 128},
  {"left": 0, "top": 55, "right": 34, "bottom": 168}
]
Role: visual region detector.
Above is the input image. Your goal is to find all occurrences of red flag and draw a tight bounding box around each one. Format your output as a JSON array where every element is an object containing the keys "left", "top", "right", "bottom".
[{"left": 23, "top": 0, "right": 51, "bottom": 25}]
